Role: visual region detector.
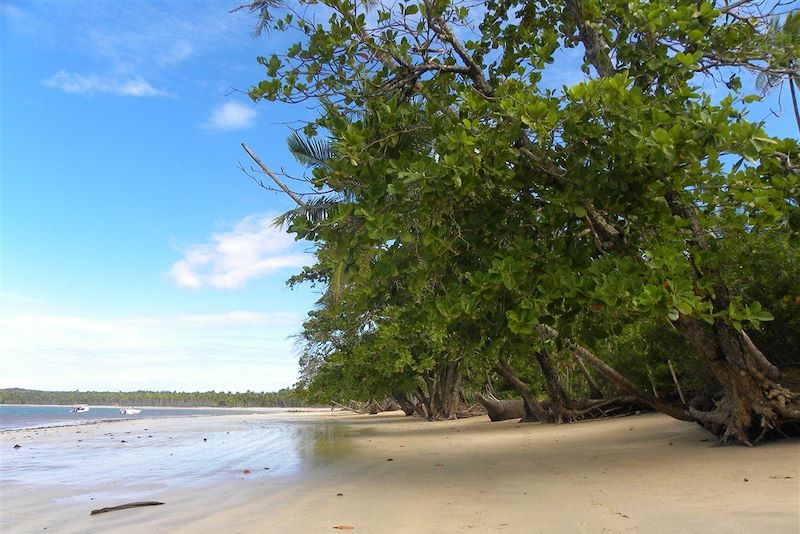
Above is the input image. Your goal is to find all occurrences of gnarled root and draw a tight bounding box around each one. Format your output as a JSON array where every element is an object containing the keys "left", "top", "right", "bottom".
[{"left": 689, "top": 381, "right": 800, "bottom": 445}]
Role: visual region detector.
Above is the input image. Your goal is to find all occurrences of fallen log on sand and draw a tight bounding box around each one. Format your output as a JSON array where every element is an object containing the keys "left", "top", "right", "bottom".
[
  {"left": 90, "top": 502, "right": 164, "bottom": 516},
  {"left": 478, "top": 395, "right": 525, "bottom": 422}
]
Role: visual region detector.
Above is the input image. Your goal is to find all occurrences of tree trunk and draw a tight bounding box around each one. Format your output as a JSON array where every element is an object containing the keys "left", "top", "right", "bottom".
[
  {"left": 664, "top": 191, "right": 800, "bottom": 443},
  {"left": 534, "top": 350, "right": 577, "bottom": 422},
  {"left": 393, "top": 393, "right": 416, "bottom": 416},
  {"left": 478, "top": 395, "right": 525, "bottom": 422},
  {"left": 677, "top": 317, "right": 800, "bottom": 444},
  {"left": 438, "top": 361, "right": 461, "bottom": 420},
  {"left": 576, "top": 356, "right": 604, "bottom": 399},
  {"left": 416, "top": 386, "right": 432, "bottom": 419},
  {"left": 495, "top": 360, "right": 552, "bottom": 422},
  {"left": 420, "top": 362, "right": 462, "bottom": 420}
]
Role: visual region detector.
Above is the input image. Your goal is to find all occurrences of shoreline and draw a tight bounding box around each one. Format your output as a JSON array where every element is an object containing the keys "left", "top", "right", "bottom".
[
  {"left": 0, "top": 405, "right": 322, "bottom": 433},
  {"left": 0, "top": 403, "right": 316, "bottom": 410},
  {"left": 2, "top": 411, "right": 798, "bottom": 533}
]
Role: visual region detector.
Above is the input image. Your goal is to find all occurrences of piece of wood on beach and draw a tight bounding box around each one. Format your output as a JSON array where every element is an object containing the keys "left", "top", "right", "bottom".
[
  {"left": 90, "top": 502, "right": 165, "bottom": 516},
  {"left": 333, "top": 526, "right": 355, "bottom": 530}
]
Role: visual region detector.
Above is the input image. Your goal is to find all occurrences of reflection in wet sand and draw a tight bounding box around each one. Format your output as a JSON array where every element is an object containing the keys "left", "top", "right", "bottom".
[
  {"left": 2, "top": 417, "right": 353, "bottom": 492},
  {"left": 301, "top": 424, "right": 354, "bottom": 466},
  {"left": 1, "top": 411, "right": 366, "bottom": 533}
]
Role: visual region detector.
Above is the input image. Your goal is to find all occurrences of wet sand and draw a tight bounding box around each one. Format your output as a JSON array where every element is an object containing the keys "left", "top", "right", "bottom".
[{"left": 1, "top": 411, "right": 798, "bottom": 533}]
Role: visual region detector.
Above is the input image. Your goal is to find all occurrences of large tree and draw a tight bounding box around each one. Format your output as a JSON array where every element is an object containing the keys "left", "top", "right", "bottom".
[{"left": 244, "top": 0, "right": 800, "bottom": 443}]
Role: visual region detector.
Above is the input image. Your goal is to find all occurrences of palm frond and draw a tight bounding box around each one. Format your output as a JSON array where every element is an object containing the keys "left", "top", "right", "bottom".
[
  {"left": 288, "top": 132, "right": 334, "bottom": 169},
  {"left": 273, "top": 194, "right": 342, "bottom": 228},
  {"left": 781, "top": 11, "right": 800, "bottom": 40},
  {"left": 235, "top": 0, "right": 285, "bottom": 37},
  {"left": 756, "top": 13, "right": 800, "bottom": 96},
  {"left": 756, "top": 71, "right": 782, "bottom": 96}
]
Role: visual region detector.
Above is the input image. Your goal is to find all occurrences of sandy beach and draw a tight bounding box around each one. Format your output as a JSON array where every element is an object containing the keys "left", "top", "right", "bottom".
[{"left": 1, "top": 410, "right": 798, "bottom": 533}]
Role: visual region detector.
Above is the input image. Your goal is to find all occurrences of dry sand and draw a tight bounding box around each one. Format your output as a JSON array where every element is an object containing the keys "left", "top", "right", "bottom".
[{"left": 1, "top": 410, "right": 798, "bottom": 533}]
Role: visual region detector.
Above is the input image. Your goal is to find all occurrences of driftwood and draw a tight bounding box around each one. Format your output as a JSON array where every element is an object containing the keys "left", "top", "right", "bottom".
[
  {"left": 332, "top": 398, "right": 402, "bottom": 414},
  {"left": 455, "top": 403, "right": 488, "bottom": 418},
  {"left": 535, "top": 324, "right": 693, "bottom": 422},
  {"left": 378, "top": 398, "right": 401, "bottom": 412},
  {"left": 330, "top": 400, "right": 362, "bottom": 413},
  {"left": 479, "top": 393, "right": 650, "bottom": 423},
  {"left": 365, "top": 399, "right": 381, "bottom": 414},
  {"left": 90, "top": 502, "right": 164, "bottom": 516}
]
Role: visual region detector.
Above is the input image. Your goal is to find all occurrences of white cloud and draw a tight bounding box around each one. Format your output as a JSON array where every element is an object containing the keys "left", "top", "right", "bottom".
[
  {"left": 0, "top": 309, "right": 303, "bottom": 392},
  {"left": 167, "top": 214, "right": 309, "bottom": 290},
  {"left": 204, "top": 102, "right": 259, "bottom": 130},
  {"left": 43, "top": 70, "right": 167, "bottom": 97}
]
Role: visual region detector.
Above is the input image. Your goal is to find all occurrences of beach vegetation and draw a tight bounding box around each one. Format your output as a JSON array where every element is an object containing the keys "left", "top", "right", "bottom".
[
  {"left": 0, "top": 388, "right": 308, "bottom": 408},
  {"left": 242, "top": 0, "right": 800, "bottom": 444}
]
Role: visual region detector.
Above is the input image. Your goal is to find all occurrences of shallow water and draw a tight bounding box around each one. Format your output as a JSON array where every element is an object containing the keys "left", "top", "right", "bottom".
[{"left": 1, "top": 416, "right": 353, "bottom": 495}]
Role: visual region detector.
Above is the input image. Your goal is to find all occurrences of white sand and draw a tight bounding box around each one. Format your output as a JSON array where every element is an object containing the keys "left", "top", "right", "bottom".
[{"left": 2, "top": 411, "right": 798, "bottom": 533}]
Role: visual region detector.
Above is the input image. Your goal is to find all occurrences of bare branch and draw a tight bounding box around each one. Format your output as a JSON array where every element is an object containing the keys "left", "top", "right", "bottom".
[{"left": 242, "top": 143, "right": 306, "bottom": 206}]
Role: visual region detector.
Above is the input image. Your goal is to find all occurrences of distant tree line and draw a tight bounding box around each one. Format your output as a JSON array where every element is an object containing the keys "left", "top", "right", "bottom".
[{"left": 0, "top": 388, "right": 309, "bottom": 408}]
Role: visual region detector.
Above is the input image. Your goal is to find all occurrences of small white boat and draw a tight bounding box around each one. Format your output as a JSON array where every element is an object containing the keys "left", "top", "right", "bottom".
[
  {"left": 120, "top": 407, "right": 142, "bottom": 415},
  {"left": 70, "top": 406, "right": 89, "bottom": 413}
]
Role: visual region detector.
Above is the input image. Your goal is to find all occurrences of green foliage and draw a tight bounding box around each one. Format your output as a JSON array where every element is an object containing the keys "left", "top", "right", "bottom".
[
  {"left": 719, "top": 227, "right": 800, "bottom": 367},
  {"left": 250, "top": 0, "right": 800, "bottom": 406}
]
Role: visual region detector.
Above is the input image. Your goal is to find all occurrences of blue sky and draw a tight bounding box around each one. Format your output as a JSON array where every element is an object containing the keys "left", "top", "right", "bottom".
[
  {"left": 1, "top": 1, "right": 797, "bottom": 393},
  {"left": 1, "top": 1, "right": 319, "bottom": 392}
]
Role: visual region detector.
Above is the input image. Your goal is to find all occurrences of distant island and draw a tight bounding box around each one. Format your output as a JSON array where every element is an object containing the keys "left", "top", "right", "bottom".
[{"left": 0, "top": 388, "right": 307, "bottom": 408}]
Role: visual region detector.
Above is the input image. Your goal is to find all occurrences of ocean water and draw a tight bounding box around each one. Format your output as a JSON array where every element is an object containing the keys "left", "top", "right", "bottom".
[
  {"left": 0, "top": 404, "right": 279, "bottom": 431},
  {"left": 1, "top": 408, "right": 351, "bottom": 497}
]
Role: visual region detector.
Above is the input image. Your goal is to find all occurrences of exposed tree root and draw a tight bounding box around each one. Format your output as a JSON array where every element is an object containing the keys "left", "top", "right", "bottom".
[
  {"left": 678, "top": 317, "right": 800, "bottom": 445},
  {"left": 688, "top": 384, "right": 800, "bottom": 445}
]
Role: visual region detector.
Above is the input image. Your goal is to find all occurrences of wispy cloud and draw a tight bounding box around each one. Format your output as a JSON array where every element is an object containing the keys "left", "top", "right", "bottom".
[
  {"left": 85, "top": 26, "right": 198, "bottom": 72},
  {"left": 204, "top": 101, "right": 259, "bottom": 130},
  {"left": 27, "top": 3, "right": 246, "bottom": 98},
  {"left": 158, "top": 40, "right": 193, "bottom": 66},
  {"left": 43, "top": 70, "right": 167, "bottom": 97},
  {"left": 167, "top": 214, "right": 308, "bottom": 290},
  {"left": 0, "top": 3, "right": 21, "bottom": 18}
]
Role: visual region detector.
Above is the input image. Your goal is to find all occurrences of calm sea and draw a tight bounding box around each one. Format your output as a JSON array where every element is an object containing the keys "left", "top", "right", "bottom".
[{"left": 0, "top": 404, "right": 276, "bottom": 431}]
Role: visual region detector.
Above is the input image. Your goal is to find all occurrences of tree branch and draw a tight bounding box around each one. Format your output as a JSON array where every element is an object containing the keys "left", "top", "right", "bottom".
[{"left": 242, "top": 143, "right": 306, "bottom": 206}]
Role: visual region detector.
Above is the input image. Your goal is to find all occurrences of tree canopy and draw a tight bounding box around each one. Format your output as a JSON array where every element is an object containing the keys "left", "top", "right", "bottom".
[{"left": 243, "top": 0, "right": 800, "bottom": 444}]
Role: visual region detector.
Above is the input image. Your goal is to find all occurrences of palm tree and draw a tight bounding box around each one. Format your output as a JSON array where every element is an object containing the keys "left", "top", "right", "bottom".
[{"left": 272, "top": 131, "right": 354, "bottom": 228}]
